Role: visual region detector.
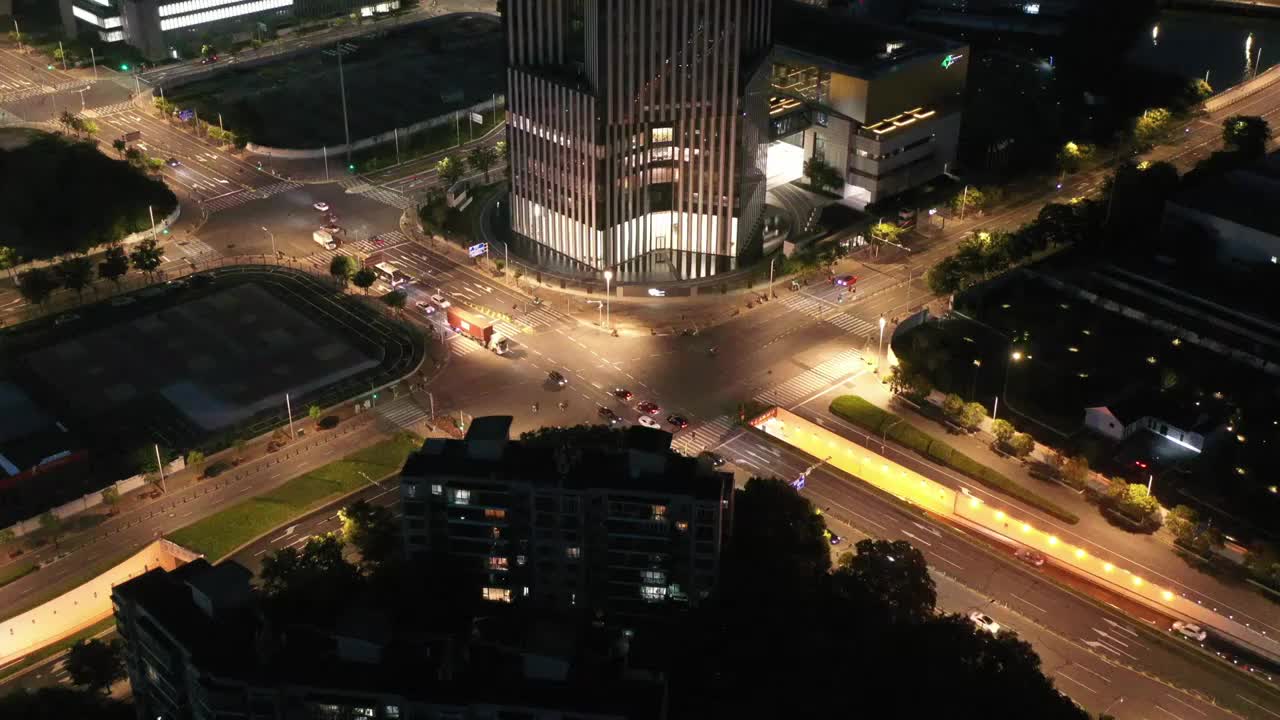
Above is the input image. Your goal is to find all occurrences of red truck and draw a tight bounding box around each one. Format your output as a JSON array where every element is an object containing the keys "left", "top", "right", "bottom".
[{"left": 446, "top": 306, "right": 509, "bottom": 355}]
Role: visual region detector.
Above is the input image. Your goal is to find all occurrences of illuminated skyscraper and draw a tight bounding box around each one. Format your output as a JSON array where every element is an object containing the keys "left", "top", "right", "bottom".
[{"left": 505, "top": 0, "right": 773, "bottom": 280}]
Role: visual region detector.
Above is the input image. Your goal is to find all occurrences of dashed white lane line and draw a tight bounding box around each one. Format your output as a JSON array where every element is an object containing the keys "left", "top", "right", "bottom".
[
  {"left": 1238, "top": 695, "right": 1280, "bottom": 719},
  {"left": 1164, "top": 694, "right": 1207, "bottom": 717},
  {"left": 1054, "top": 671, "right": 1098, "bottom": 695},
  {"left": 1011, "top": 593, "right": 1046, "bottom": 613}
]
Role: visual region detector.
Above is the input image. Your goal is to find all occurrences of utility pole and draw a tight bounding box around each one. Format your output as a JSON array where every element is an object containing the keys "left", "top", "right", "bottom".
[
  {"left": 90, "top": 47, "right": 98, "bottom": 81},
  {"left": 149, "top": 205, "right": 158, "bottom": 242},
  {"left": 58, "top": 41, "right": 67, "bottom": 71},
  {"left": 154, "top": 444, "right": 168, "bottom": 493},
  {"left": 958, "top": 184, "right": 969, "bottom": 220},
  {"left": 768, "top": 256, "right": 776, "bottom": 298},
  {"left": 12, "top": 19, "right": 21, "bottom": 53},
  {"left": 285, "top": 392, "right": 296, "bottom": 439},
  {"left": 336, "top": 45, "right": 352, "bottom": 162},
  {"left": 394, "top": 127, "right": 401, "bottom": 165}
]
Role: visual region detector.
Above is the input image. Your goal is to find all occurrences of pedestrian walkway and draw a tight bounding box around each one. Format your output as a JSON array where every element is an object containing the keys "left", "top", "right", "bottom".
[
  {"left": 201, "top": 181, "right": 301, "bottom": 215},
  {"left": 671, "top": 415, "right": 738, "bottom": 457},
  {"left": 0, "top": 79, "right": 78, "bottom": 102},
  {"left": 821, "top": 308, "right": 879, "bottom": 337},
  {"left": 376, "top": 396, "right": 430, "bottom": 429},
  {"left": 340, "top": 177, "right": 415, "bottom": 209},
  {"left": 448, "top": 336, "right": 480, "bottom": 356},
  {"left": 162, "top": 236, "right": 218, "bottom": 264},
  {"left": 754, "top": 349, "right": 864, "bottom": 408},
  {"left": 495, "top": 321, "right": 524, "bottom": 338},
  {"left": 82, "top": 100, "right": 137, "bottom": 117},
  {"left": 252, "top": 180, "right": 302, "bottom": 200},
  {"left": 779, "top": 292, "right": 878, "bottom": 337}
]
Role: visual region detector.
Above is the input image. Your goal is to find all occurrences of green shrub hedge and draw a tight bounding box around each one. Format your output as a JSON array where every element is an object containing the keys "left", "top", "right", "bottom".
[{"left": 829, "top": 396, "right": 1079, "bottom": 524}]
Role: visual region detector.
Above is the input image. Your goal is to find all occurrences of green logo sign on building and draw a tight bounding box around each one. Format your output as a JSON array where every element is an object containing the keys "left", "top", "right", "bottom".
[{"left": 941, "top": 54, "right": 964, "bottom": 70}]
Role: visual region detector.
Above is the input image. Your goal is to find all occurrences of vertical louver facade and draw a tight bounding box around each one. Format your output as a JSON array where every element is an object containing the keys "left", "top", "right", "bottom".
[{"left": 506, "top": 0, "right": 772, "bottom": 280}]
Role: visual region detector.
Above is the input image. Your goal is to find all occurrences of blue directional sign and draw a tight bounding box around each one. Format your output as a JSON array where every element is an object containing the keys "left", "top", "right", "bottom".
[
  {"left": 177, "top": 109, "right": 195, "bottom": 121},
  {"left": 791, "top": 475, "right": 806, "bottom": 491},
  {"left": 468, "top": 242, "right": 488, "bottom": 258}
]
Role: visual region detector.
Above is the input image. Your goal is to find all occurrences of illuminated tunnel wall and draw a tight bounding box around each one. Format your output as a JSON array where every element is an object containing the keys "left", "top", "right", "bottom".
[{"left": 753, "top": 407, "right": 1280, "bottom": 664}]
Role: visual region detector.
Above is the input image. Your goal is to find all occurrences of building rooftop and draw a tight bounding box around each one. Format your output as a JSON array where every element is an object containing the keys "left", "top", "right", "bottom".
[
  {"left": 773, "top": 3, "right": 962, "bottom": 78},
  {"left": 403, "top": 420, "right": 729, "bottom": 501},
  {"left": 1172, "top": 170, "right": 1280, "bottom": 238}
]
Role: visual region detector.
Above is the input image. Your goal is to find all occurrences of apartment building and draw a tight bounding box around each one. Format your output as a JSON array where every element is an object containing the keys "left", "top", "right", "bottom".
[{"left": 399, "top": 417, "right": 733, "bottom": 616}]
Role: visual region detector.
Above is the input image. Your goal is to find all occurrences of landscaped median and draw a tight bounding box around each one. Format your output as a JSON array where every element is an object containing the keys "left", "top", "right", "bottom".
[
  {"left": 167, "top": 432, "right": 421, "bottom": 562},
  {"left": 829, "top": 396, "right": 1079, "bottom": 525}
]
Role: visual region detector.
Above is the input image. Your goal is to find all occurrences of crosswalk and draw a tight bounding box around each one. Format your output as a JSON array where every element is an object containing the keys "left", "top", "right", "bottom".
[
  {"left": 754, "top": 349, "right": 865, "bottom": 408},
  {"left": 83, "top": 100, "right": 138, "bottom": 117},
  {"left": 162, "top": 236, "right": 218, "bottom": 264},
  {"left": 305, "top": 231, "right": 412, "bottom": 271},
  {"left": 376, "top": 396, "right": 431, "bottom": 429},
  {"left": 0, "top": 80, "right": 78, "bottom": 102},
  {"left": 341, "top": 177, "right": 415, "bottom": 209},
  {"left": 448, "top": 336, "right": 480, "bottom": 356},
  {"left": 671, "top": 415, "right": 738, "bottom": 457},
  {"left": 201, "top": 181, "right": 301, "bottom": 214},
  {"left": 779, "top": 292, "right": 879, "bottom": 338}
]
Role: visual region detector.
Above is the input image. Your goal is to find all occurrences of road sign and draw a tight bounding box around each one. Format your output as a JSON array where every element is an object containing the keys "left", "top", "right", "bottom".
[
  {"left": 177, "top": 109, "right": 194, "bottom": 121},
  {"left": 470, "top": 112, "right": 483, "bottom": 124},
  {"left": 468, "top": 243, "right": 488, "bottom": 258}
]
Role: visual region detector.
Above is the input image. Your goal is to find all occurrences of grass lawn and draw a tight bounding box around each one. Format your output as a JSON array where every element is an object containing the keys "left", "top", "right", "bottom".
[
  {"left": 167, "top": 432, "right": 421, "bottom": 562},
  {"left": 0, "top": 616, "right": 117, "bottom": 683},
  {"left": 0, "top": 560, "right": 38, "bottom": 590},
  {"left": 830, "top": 395, "right": 1079, "bottom": 524}
]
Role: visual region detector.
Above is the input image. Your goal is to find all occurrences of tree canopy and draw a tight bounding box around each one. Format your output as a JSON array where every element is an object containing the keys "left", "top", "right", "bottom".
[
  {"left": 0, "top": 133, "right": 176, "bottom": 261},
  {"left": 64, "top": 638, "right": 125, "bottom": 694}
]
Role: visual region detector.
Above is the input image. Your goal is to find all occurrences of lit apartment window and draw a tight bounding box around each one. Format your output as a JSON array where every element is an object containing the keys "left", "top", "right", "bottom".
[
  {"left": 481, "top": 587, "right": 512, "bottom": 603},
  {"left": 652, "top": 505, "right": 667, "bottom": 519},
  {"left": 452, "top": 488, "right": 471, "bottom": 505},
  {"left": 566, "top": 546, "right": 581, "bottom": 559},
  {"left": 640, "top": 585, "right": 667, "bottom": 602},
  {"left": 431, "top": 484, "right": 442, "bottom": 496},
  {"left": 675, "top": 521, "right": 689, "bottom": 532},
  {"left": 516, "top": 554, "right": 527, "bottom": 566},
  {"left": 652, "top": 127, "right": 673, "bottom": 143},
  {"left": 485, "top": 508, "right": 507, "bottom": 520},
  {"left": 489, "top": 556, "right": 508, "bottom": 571},
  {"left": 641, "top": 569, "right": 666, "bottom": 584}
]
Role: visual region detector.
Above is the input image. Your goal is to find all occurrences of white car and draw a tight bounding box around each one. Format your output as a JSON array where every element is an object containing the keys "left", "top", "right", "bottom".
[
  {"left": 430, "top": 293, "right": 451, "bottom": 309},
  {"left": 1172, "top": 621, "right": 1207, "bottom": 642},
  {"left": 313, "top": 201, "right": 330, "bottom": 212},
  {"left": 415, "top": 301, "right": 436, "bottom": 315},
  {"left": 637, "top": 415, "right": 661, "bottom": 429},
  {"left": 969, "top": 611, "right": 1001, "bottom": 636}
]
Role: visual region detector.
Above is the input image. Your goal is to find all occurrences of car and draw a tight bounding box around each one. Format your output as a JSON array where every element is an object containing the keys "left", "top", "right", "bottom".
[
  {"left": 167, "top": 278, "right": 189, "bottom": 290},
  {"left": 824, "top": 530, "right": 842, "bottom": 545},
  {"left": 612, "top": 388, "right": 633, "bottom": 401},
  {"left": 667, "top": 414, "right": 689, "bottom": 429},
  {"left": 109, "top": 296, "right": 136, "bottom": 307},
  {"left": 200, "top": 54, "right": 219, "bottom": 64},
  {"left": 1014, "top": 549, "right": 1045, "bottom": 568},
  {"left": 700, "top": 451, "right": 726, "bottom": 467},
  {"left": 1172, "top": 621, "right": 1207, "bottom": 642},
  {"left": 415, "top": 301, "right": 436, "bottom": 315},
  {"left": 969, "top": 611, "right": 1001, "bottom": 635},
  {"left": 373, "top": 235, "right": 386, "bottom": 247},
  {"left": 52, "top": 313, "right": 80, "bottom": 326},
  {"left": 429, "top": 294, "right": 451, "bottom": 309},
  {"left": 637, "top": 401, "right": 660, "bottom": 415},
  {"left": 191, "top": 274, "right": 215, "bottom": 288},
  {"left": 548, "top": 370, "right": 568, "bottom": 387},
  {"left": 637, "top": 415, "right": 661, "bottom": 429},
  {"left": 597, "top": 407, "right": 620, "bottom": 424},
  {"left": 313, "top": 202, "right": 330, "bottom": 212},
  {"left": 324, "top": 241, "right": 338, "bottom": 250},
  {"left": 165, "top": 157, "right": 180, "bottom": 167},
  {"left": 834, "top": 274, "right": 858, "bottom": 286}
]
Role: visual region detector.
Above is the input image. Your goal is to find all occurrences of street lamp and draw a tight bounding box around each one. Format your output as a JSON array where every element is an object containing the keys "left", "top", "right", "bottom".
[
  {"left": 877, "top": 316, "right": 887, "bottom": 374},
  {"left": 260, "top": 226, "right": 276, "bottom": 259},
  {"left": 603, "top": 270, "right": 613, "bottom": 332},
  {"left": 995, "top": 350, "right": 1023, "bottom": 422}
]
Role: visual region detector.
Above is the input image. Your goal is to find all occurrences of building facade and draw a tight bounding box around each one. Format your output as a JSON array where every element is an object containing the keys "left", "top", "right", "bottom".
[
  {"left": 505, "top": 0, "right": 774, "bottom": 281},
  {"left": 770, "top": 3, "right": 968, "bottom": 206},
  {"left": 400, "top": 417, "right": 733, "bottom": 616},
  {"left": 59, "top": 0, "right": 401, "bottom": 60}
]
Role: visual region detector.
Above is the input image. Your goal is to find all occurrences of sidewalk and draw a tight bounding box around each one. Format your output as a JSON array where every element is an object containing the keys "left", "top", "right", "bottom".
[{"left": 843, "top": 370, "right": 1280, "bottom": 631}]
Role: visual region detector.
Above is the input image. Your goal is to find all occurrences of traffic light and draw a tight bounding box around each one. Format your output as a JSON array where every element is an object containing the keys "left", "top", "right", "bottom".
[
  {"left": 372, "top": 392, "right": 379, "bottom": 400},
  {"left": 46, "top": 65, "right": 53, "bottom": 70},
  {"left": 120, "top": 63, "right": 130, "bottom": 71},
  {"left": 347, "top": 163, "right": 356, "bottom": 172}
]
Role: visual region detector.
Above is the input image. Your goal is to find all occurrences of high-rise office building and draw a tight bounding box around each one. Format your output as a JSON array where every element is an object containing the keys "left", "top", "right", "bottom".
[
  {"left": 504, "top": 0, "right": 774, "bottom": 281},
  {"left": 400, "top": 417, "right": 733, "bottom": 616}
]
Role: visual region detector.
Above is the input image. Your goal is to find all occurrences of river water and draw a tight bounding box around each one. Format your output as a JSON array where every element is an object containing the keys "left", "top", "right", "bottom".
[{"left": 1128, "top": 10, "right": 1280, "bottom": 91}]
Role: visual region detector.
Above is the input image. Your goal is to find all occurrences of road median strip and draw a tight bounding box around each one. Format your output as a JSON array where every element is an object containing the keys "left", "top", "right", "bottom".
[
  {"left": 829, "top": 395, "right": 1079, "bottom": 524},
  {"left": 167, "top": 432, "right": 421, "bottom": 562}
]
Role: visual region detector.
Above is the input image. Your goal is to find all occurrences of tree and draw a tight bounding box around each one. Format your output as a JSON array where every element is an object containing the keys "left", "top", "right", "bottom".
[
  {"left": 926, "top": 256, "right": 967, "bottom": 295},
  {"left": 1056, "top": 141, "right": 1094, "bottom": 173},
  {"left": 101, "top": 485, "right": 121, "bottom": 510},
  {"left": 329, "top": 254, "right": 355, "bottom": 287},
  {"left": 1106, "top": 478, "right": 1160, "bottom": 523},
  {"left": 81, "top": 119, "right": 99, "bottom": 138},
  {"left": 145, "top": 156, "right": 165, "bottom": 174},
  {"left": 39, "top": 511, "right": 62, "bottom": 546},
  {"left": 339, "top": 499, "right": 399, "bottom": 567},
  {"left": 98, "top": 245, "right": 130, "bottom": 287},
  {"left": 17, "top": 267, "right": 59, "bottom": 307},
  {"left": 870, "top": 221, "right": 905, "bottom": 247},
  {"left": 1222, "top": 115, "right": 1270, "bottom": 159},
  {"left": 308, "top": 404, "right": 322, "bottom": 427},
  {"left": 381, "top": 289, "right": 407, "bottom": 314},
  {"left": 1166, "top": 505, "right": 1197, "bottom": 544},
  {"left": 436, "top": 154, "right": 467, "bottom": 187},
  {"left": 467, "top": 144, "right": 498, "bottom": 184},
  {"left": 64, "top": 638, "right": 125, "bottom": 694},
  {"left": 1008, "top": 432, "right": 1035, "bottom": 459},
  {"left": 833, "top": 539, "right": 937, "bottom": 624},
  {"left": 959, "top": 401, "right": 988, "bottom": 431},
  {"left": 950, "top": 186, "right": 987, "bottom": 215},
  {"left": 1133, "top": 107, "right": 1171, "bottom": 148},
  {"left": 259, "top": 534, "right": 360, "bottom": 622},
  {"left": 1245, "top": 541, "right": 1280, "bottom": 589},
  {"left": 941, "top": 393, "right": 965, "bottom": 420},
  {"left": 57, "top": 255, "right": 94, "bottom": 302},
  {"left": 889, "top": 361, "right": 933, "bottom": 401},
  {"left": 233, "top": 436, "right": 247, "bottom": 461},
  {"left": 0, "top": 527, "right": 16, "bottom": 546},
  {"left": 990, "top": 419, "right": 1015, "bottom": 445},
  {"left": 722, "top": 478, "right": 830, "bottom": 602},
  {"left": 496, "top": 139, "right": 510, "bottom": 177},
  {"left": 0, "top": 245, "right": 17, "bottom": 280},
  {"left": 1062, "top": 454, "right": 1090, "bottom": 488},
  {"left": 57, "top": 110, "right": 82, "bottom": 135},
  {"left": 111, "top": 138, "right": 127, "bottom": 157},
  {"left": 1186, "top": 78, "right": 1213, "bottom": 102},
  {"left": 803, "top": 156, "right": 843, "bottom": 192},
  {"left": 352, "top": 267, "right": 377, "bottom": 294},
  {"left": 185, "top": 449, "right": 206, "bottom": 476},
  {"left": 129, "top": 238, "right": 164, "bottom": 281}
]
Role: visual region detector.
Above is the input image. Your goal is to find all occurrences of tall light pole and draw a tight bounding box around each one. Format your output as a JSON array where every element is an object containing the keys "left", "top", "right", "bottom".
[
  {"left": 768, "top": 256, "right": 776, "bottom": 298},
  {"left": 995, "top": 350, "right": 1023, "bottom": 422},
  {"left": 604, "top": 270, "right": 613, "bottom": 332},
  {"left": 260, "top": 226, "right": 276, "bottom": 258},
  {"left": 877, "top": 316, "right": 887, "bottom": 375},
  {"left": 332, "top": 44, "right": 352, "bottom": 162}
]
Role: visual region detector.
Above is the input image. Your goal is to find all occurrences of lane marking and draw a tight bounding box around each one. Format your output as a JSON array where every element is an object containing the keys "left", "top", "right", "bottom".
[
  {"left": 1054, "top": 671, "right": 1097, "bottom": 695},
  {"left": 1164, "top": 694, "right": 1207, "bottom": 717},
  {"left": 1238, "top": 695, "right": 1280, "bottom": 719},
  {"left": 1010, "top": 593, "right": 1046, "bottom": 613}
]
